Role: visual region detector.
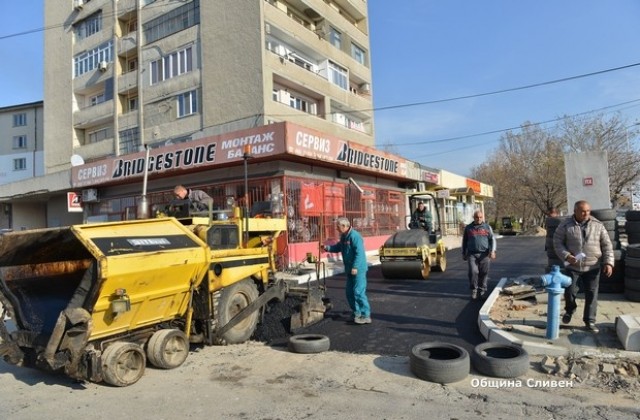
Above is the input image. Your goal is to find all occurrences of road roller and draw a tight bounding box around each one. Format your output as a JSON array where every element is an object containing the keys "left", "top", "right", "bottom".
[{"left": 379, "top": 193, "right": 447, "bottom": 279}]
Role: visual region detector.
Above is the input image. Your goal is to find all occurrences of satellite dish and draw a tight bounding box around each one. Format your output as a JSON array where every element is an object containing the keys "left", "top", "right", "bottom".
[{"left": 70, "top": 154, "right": 85, "bottom": 167}]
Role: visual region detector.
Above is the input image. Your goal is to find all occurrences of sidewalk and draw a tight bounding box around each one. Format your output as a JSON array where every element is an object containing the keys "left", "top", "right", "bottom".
[{"left": 478, "top": 276, "right": 640, "bottom": 357}]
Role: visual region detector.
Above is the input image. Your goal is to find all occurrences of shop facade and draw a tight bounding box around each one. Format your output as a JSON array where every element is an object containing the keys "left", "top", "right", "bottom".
[{"left": 71, "top": 121, "right": 434, "bottom": 267}]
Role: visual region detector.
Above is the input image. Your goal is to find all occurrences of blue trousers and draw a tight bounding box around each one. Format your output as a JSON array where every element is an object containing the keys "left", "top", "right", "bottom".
[{"left": 346, "top": 271, "right": 370, "bottom": 317}]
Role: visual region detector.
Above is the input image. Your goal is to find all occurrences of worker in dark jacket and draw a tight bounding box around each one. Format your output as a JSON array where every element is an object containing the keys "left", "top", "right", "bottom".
[
  {"left": 174, "top": 184, "right": 213, "bottom": 211},
  {"left": 324, "top": 217, "right": 371, "bottom": 324},
  {"left": 410, "top": 201, "right": 433, "bottom": 233},
  {"left": 553, "top": 200, "right": 614, "bottom": 333},
  {"left": 462, "top": 210, "right": 497, "bottom": 300}
]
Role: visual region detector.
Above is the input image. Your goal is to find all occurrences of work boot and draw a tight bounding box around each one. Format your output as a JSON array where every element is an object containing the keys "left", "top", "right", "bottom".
[
  {"left": 471, "top": 290, "right": 478, "bottom": 300},
  {"left": 562, "top": 312, "right": 572, "bottom": 324},
  {"left": 354, "top": 316, "right": 372, "bottom": 325}
]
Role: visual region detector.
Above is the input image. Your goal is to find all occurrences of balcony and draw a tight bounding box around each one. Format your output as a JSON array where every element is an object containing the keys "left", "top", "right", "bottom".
[
  {"left": 74, "top": 101, "right": 114, "bottom": 129},
  {"left": 118, "top": 33, "right": 137, "bottom": 56}
]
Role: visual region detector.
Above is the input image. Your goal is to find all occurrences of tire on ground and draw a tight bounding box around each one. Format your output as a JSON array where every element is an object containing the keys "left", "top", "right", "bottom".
[
  {"left": 288, "top": 334, "right": 330, "bottom": 353},
  {"left": 471, "top": 342, "right": 530, "bottom": 378},
  {"left": 147, "top": 329, "right": 190, "bottom": 369},
  {"left": 101, "top": 342, "right": 146, "bottom": 387},
  {"left": 409, "top": 342, "right": 469, "bottom": 384}
]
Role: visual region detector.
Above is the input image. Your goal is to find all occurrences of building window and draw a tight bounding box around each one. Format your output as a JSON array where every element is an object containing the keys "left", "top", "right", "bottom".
[
  {"left": 12, "top": 135, "right": 27, "bottom": 149},
  {"left": 329, "top": 27, "right": 342, "bottom": 49},
  {"left": 13, "top": 158, "right": 27, "bottom": 171},
  {"left": 150, "top": 46, "right": 193, "bottom": 85},
  {"left": 88, "top": 127, "right": 112, "bottom": 144},
  {"left": 143, "top": 0, "right": 200, "bottom": 43},
  {"left": 127, "top": 58, "right": 138, "bottom": 73},
  {"left": 74, "top": 41, "right": 113, "bottom": 77},
  {"left": 127, "top": 96, "right": 138, "bottom": 112},
  {"left": 328, "top": 61, "right": 348, "bottom": 90},
  {"left": 75, "top": 12, "right": 102, "bottom": 40},
  {"left": 119, "top": 127, "right": 140, "bottom": 154},
  {"left": 13, "top": 113, "right": 27, "bottom": 126},
  {"left": 177, "top": 90, "right": 198, "bottom": 117},
  {"left": 289, "top": 94, "right": 317, "bottom": 115},
  {"left": 351, "top": 43, "right": 366, "bottom": 65},
  {"left": 90, "top": 92, "right": 106, "bottom": 106}
]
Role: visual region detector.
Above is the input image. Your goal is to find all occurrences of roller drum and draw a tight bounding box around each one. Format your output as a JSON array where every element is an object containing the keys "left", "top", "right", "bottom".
[{"left": 381, "top": 260, "right": 429, "bottom": 279}]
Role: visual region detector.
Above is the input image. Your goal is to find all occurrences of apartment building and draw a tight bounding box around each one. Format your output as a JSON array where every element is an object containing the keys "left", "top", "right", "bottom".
[
  {"left": 0, "top": 0, "right": 492, "bottom": 264},
  {"left": 0, "top": 101, "right": 45, "bottom": 229}
]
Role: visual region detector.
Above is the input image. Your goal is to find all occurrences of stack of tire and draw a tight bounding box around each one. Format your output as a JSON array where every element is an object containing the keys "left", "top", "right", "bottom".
[
  {"left": 591, "top": 209, "right": 625, "bottom": 293},
  {"left": 624, "top": 210, "right": 640, "bottom": 302},
  {"left": 544, "top": 216, "right": 564, "bottom": 271}
]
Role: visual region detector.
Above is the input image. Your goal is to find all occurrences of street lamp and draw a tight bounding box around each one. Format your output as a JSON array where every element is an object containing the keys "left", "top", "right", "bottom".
[{"left": 243, "top": 144, "right": 252, "bottom": 246}]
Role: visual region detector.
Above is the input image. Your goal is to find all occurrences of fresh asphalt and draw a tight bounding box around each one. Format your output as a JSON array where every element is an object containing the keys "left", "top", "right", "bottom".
[{"left": 296, "top": 236, "right": 548, "bottom": 356}]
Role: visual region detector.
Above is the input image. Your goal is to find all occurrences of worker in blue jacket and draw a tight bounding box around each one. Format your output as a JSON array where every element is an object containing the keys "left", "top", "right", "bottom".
[{"left": 324, "top": 217, "right": 371, "bottom": 324}]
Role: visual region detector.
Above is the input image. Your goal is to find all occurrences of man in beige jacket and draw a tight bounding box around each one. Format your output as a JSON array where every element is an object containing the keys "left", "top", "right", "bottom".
[{"left": 553, "top": 200, "right": 614, "bottom": 333}]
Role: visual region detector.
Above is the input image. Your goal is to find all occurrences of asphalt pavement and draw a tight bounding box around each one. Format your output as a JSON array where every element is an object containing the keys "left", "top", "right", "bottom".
[{"left": 290, "top": 234, "right": 640, "bottom": 359}]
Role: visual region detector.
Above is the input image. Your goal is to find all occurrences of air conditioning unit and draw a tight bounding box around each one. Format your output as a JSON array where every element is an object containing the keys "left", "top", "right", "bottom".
[
  {"left": 359, "top": 83, "right": 371, "bottom": 93},
  {"left": 82, "top": 188, "right": 99, "bottom": 203},
  {"left": 98, "top": 61, "right": 108, "bottom": 72},
  {"left": 74, "top": 0, "right": 84, "bottom": 10}
]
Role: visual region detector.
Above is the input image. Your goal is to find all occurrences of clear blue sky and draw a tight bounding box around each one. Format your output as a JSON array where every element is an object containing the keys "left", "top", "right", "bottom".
[{"left": 2, "top": 1, "right": 639, "bottom": 176}]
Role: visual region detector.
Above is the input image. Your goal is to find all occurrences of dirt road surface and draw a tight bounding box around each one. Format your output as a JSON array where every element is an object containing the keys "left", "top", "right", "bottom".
[{"left": 1, "top": 341, "right": 639, "bottom": 420}]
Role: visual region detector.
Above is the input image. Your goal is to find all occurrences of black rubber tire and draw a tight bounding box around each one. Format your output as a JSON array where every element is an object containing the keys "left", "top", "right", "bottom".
[
  {"left": 101, "top": 342, "right": 146, "bottom": 387},
  {"left": 627, "top": 244, "right": 640, "bottom": 258},
  {"left": 626, "top": 221, "right": 640, "bottom": 234},
  {"left": 591, "top": 209, "right": 616, "bottom": 221},
  {"left": 288, "top": 334, "right": 330, "bottom": 353},
  {"left": 409, "top": 342, "right": 469, "bottom": 384},
  {"left": 626, "top": 210, "right": 640, "bottom": 222},
  {"left": 216, "top": 279, "right": 260, "bottom": 344},
  {"left": 628, "top": 233, "right": 640, "bottom": 245},
  {"left": 624, "top": 288, "right": 640, "bottom": 302},
  {"left": 626, "top": 256, "right": 640, "bottom": 269},
  {"left": 625, "top": 275, "right": 640, "bottom": 292},
  {"left": 625, "top": 266, "right": 640, "bottom": 280},
  {"left": 472, "top": 342, "right": 530, "bottom": 378},
  {"left": 601, "top": 220, "right": 616, "bottom": 231},
  {"left": 147, "top": 329, "right": 190, "bottom": 369}
]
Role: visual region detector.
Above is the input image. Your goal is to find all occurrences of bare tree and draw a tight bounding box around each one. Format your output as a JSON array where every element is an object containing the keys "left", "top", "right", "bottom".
[
  {"left": 558, "top": 114, "right": 640, "bottom": 208},
  {"left": 471, "top": 114, "right": 639, "bottom": 226}
]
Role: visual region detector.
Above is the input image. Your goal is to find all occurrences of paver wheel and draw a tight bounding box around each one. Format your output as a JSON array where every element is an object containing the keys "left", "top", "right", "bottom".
[
  {"left": 216, "top": 279, "right": 260, "bottom": 344},
  {"left": 409, "top": 342, "right": 469, "bottom": 384},
  {"left": 101, "top": 342, "right": 146, "bottom": 387},
  {"left": 288, "top": 334, "right": 330, "bottom": 353},
  {"left": 147, "top": 329, "right": 190, "bottom": 369},
  {"left": 472, "top": 342, "right": 529, "bottom": 378}
]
